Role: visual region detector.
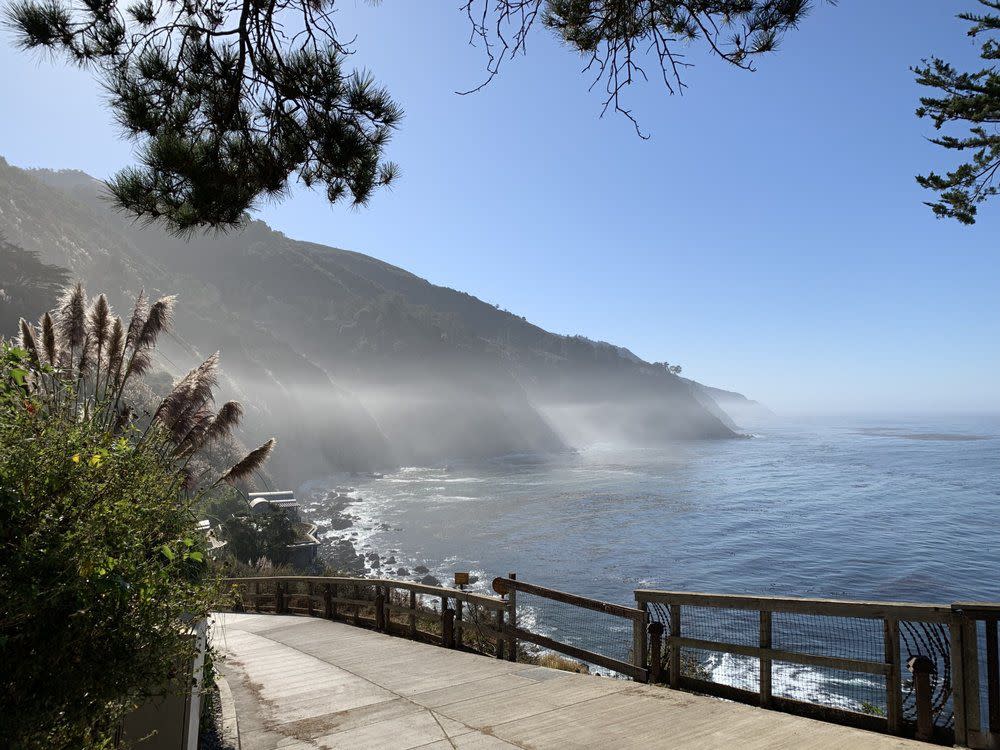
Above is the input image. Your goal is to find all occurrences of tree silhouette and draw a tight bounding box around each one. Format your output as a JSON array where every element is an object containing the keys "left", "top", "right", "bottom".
[
  {"left": 6, "top": 0, "right": 816, "bottom": 233},
  {"left": 915, "top": 1, "right": 1000, "bottom": 224}
]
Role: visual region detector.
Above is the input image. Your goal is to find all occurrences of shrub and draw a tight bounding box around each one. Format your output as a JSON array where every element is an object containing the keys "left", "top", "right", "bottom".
[
  {"left": 221, "top": 510, "right": 297, "bottom": 566},
  {"left": 0, "top": 284, "right": 274, "bottom": 748}
]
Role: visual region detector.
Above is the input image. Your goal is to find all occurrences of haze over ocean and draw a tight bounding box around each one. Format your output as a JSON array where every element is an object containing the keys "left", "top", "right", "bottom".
[{"left": 302, "top": 412, "right": 1000, "bottom": 708}]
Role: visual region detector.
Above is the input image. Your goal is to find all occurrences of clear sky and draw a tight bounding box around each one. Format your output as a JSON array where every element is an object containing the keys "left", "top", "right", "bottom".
[{"left": 1, "top": 1, "right": 997, "bottom": 414}]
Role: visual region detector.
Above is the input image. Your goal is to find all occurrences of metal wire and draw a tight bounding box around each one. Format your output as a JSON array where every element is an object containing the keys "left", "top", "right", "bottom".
[
  {"left": 514, "top": 590, "right": 635, "bottom": 672},
  {"left": 900, "top": 620, "right": 954, "bottom": 729},
  {"left": 227, "top": 579, "right": 955, "bottom": 734},
  {"left": 646, "top": 601, "right": 953, "bottom": 728}
]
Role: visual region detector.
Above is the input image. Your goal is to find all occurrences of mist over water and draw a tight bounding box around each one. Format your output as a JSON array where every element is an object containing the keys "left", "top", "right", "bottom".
[
  {"left": 298, "top": 412, "right": 999, "bottom": 707},
  {"left": 303, "top": 413, "right": 999, "bottom": 605}
]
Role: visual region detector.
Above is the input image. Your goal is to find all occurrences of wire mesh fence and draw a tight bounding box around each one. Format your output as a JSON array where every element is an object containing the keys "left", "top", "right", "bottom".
[
  {"left": 456, "top": 599, "right": 504, "bottom": 656},
  {"left": 513, "top": 588, "right": 636, "bottom": 671},
  {"left": 643, "top": 596, "right": 955, "bottom": 735},
  {"left": 222, "top": 577, "right": 995, "bottom": 744},
  {"left": 899, "top": 620, "right": 954, "bottom": 729}
]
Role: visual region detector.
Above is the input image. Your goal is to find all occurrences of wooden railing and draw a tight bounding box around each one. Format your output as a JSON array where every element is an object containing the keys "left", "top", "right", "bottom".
[
  {"left": 226, "top": 576, "right": 507, "bottom": 653},
  {"left": 492, "top": 574, "right": 649, "bottom": 681},
  {"left": 952, "top": 602, "right": 1000, "bottom": 749},
  {"left": 635, "top": 590, "right": 966, "bottom": 743},
  {"left": 223, "top": 576, "right": 1000, "bottom": 747}
]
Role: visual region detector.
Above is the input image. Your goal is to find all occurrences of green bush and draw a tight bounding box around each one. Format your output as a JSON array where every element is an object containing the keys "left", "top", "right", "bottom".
[
  {"left": 221, "top": 510, "right": 297, "bottom": 566},
  {"left": 0, "top": 285, "right": 275, "bottom": 748}
]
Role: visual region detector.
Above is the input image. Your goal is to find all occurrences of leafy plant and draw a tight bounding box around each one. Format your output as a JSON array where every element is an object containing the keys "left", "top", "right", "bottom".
[
  {"left": 221, "top": 509, "right": 297, "bottom": 566},
  {"left": 0, "top": 283, "right": 275, "bottom": 748}
]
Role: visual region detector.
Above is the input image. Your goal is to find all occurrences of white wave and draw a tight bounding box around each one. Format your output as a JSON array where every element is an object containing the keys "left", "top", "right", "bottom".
[{"left": 704, "top": 652, "right": 884, "bottom": 713}]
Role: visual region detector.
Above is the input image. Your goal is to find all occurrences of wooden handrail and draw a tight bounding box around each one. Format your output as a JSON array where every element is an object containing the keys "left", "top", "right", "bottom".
[
  {"left": 224, "top": 575, "right": 506, "bottom": 609},
  {"left": 952, "top": 606, "right": 1000, "bottom": 748},
  {"left": 635, "top": 590, "right": 954, "bottom": 622},
  {"left": 224, "top": 575, "right": 1000, "bottom": 745},
  {"left": 635, "top": 587, "right": 996, "bottom": 743},
  {"left": 667, "top": 635, "right": 889, "bottom": 676},
  {"left": 491, "top": 574, "right": 649, "bottom": 682},
  {"left": 494, "top": 577, "right": 646, "bottom": 621},
  {"left": 508, "top": 626, "right": 646, "bottom": 681}
]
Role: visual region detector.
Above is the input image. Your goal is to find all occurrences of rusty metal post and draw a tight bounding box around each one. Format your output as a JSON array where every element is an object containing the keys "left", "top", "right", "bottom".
[
  {"left": 648, "top": 621, "right": 664, "bottom": 683},
  {"left": 908, "top": 654, "right": 936, "bottom": 741}
]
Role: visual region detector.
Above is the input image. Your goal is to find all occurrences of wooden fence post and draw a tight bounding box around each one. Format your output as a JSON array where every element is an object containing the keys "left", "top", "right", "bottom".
[
  {"left": 276, "top": 582, "right": 285, "bottom": 614},
  {"left": 884, "top": 617, "right": 902, "bottom": 735},
  {"left": 254, "top": 581, "right": 261, "bottom": 612},
  {"left": 375, "top": 586, "right": 386, "bottom": 632},
  {"left": 908, "top": 655, "right": 935, "bottom": 741},
  {"left": 440, "top": 595, "right": 448, "bottom": 643},
  {"left": 760, "top": 610, "right": 772, "bottom": 708},
  {"left": 987, "top": 617, "right": 1000, "bottom": 738},
  {"left": 409, "top": 590, "right": 417, "bottom": 638},
  {"left": 443, "top": 607, "right": 455, "bottom": 648},
  {"left": 506, "top": 573, "right": 517, "bottom": 662},
  {"left": 950, "top": 617, "right": 968, "bottom": 747},
  {"left": 455, "top": 599, "right": 464, "bottom": 648},
  {"left": 633, "top": 610, "right": 649, "bottom": 682},
  {"left": 353, "top": 584, "right": 362, "bottom": 626},
  {"left": 307, "top": 581, "right": 315, "bottom": 617},
  {"left": 496, "top": 609, "right": 505, "bottom": 660},
  {"left": 669, "top": 605, "right": 681, "bottom": 689},
  {"left": 324, "top": 583, "right": 333, "bottom": 619},
  {"left": 962, "top": 618, "right": 982, "bottom": 743},
  {"left": 648, "top": 621, "right": 664, "bottom": 683}
]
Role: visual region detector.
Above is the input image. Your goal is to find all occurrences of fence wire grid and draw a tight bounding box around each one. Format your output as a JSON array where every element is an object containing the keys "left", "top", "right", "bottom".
[
  {"left": 646, "top": 601, "right": 954, "bottom": 730},
  {"left": 513, "top": 590, "right": 636, "bottom": 672},
  {"left": 226, "top": 578, "right": 960, "bottom": 737}
]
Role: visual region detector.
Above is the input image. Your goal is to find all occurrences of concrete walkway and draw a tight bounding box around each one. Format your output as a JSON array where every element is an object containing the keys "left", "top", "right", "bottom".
[{"left": 213, "top": 612, "right": 927, "bottom": 750}]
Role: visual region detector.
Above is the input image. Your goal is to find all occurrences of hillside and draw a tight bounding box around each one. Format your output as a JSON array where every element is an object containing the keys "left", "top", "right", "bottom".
[{"left": 0, "top": 157, "right": 746, "bottom": 482}]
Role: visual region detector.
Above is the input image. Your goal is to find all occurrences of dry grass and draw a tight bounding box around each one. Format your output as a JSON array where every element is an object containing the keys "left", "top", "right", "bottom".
[{"left": 534, "top": 652, "right": 590, "bottom": 674}]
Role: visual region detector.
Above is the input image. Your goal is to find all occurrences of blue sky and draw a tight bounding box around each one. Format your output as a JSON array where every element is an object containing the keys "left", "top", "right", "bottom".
[{"left": 1, "top": 1, "right": 997, "bottom": 414}]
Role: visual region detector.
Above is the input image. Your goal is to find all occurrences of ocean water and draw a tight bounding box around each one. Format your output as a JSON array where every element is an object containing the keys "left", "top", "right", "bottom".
[
  {"left": 298, "top": 414, "right": 999, "bottom": 708},
  {"left": 303, "top": 414, "right": 999, "bottom": 604}
]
